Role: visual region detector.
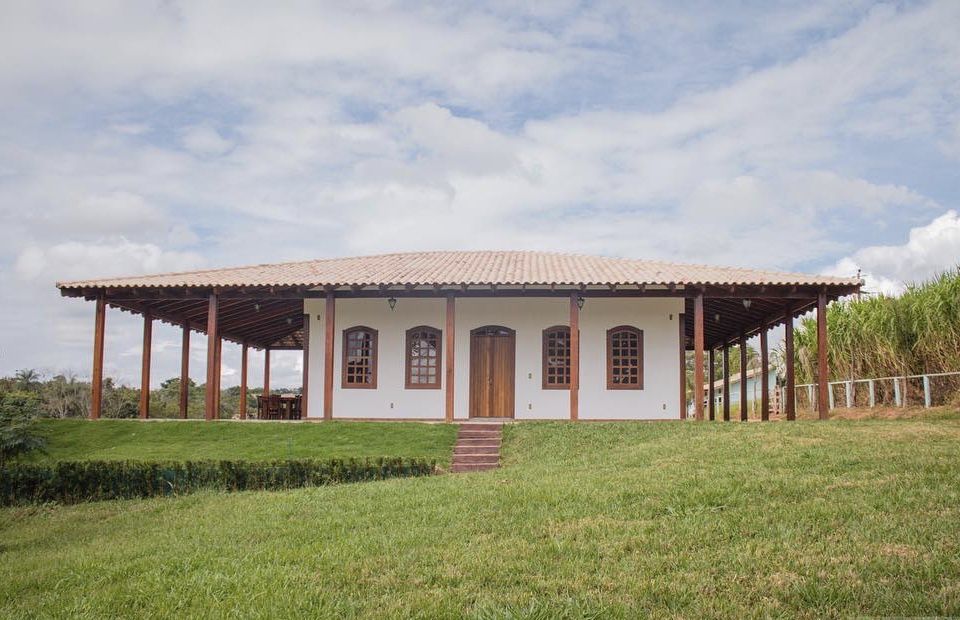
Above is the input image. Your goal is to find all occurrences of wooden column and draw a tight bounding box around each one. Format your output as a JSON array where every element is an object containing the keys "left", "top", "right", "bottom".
[
  {"left": 569, "top": 292, "right": 580, "bottom": 421},
  {"left": 722, "top": 344, "right": 730, "bottom": 421},
  {"left": 179, "top": 321, "right": 190, "bottom": 419},
  {"left": 817, "top": 292, "right": 829, "bottom": 420},
  {"left": 323, "top": 293, "right": 335, "bottom": 420},
  {"left": 213, "top": 332, "right": 222, "bottom": 417},
  {"left": 263, "top": 347, "right": 271, "bottom": 398},
  {"left": 239, "top": 342, "right": 248, "bottom": 420},
  {"left": 739, "top": 331, "right": 748, "bottom": 421},
  {"left": 90, "top": 294, "right": 106, "bottom": 420},
  {"left": 760, "top": 321, "right": 769, "bottom": 421},
  {"left": 693, "top": 293, "right": 705, "bottom": 421},
  {"left": 708, "top": 347, "right": 716, "bottom": 421},
  {"left": 139, "top": 311, "right": 152, "bottom": 419},
  {"left": 204, "top": 292, "right": 219, "bottom": 421},
  {"left": 301, "top": 309, "right": 310, "bottom": 419},
  {"left": 445, "top": 294, "right": 455, "bottom": 422},
  {"left": 678, "top": 313, "right": 686, "bottom": 420},
  {"left": 784, "top": 303, "right": 796, "bottom": 421}
]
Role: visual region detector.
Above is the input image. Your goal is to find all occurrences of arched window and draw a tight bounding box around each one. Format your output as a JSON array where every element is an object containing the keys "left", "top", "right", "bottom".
[
  {"left": 607, "top": 326, "right": 643, "bottom": 390},
  {"left": 342, "top": 326, "right": 377, "bottom": 389},
  {"left": 542, "top": 326, "right": 571, "bottom": 389},
  {"left": 406, "top": 326, "right": 442, "bottom": 389}
]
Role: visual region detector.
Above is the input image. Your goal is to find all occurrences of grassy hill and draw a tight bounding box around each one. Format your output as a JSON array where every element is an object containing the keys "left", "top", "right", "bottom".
[
  {"left": 2, "top": 415, "right": 959, "bottom": 618},
  {"left": 26, "top": 419, "right": 457, "bottom": 464}
]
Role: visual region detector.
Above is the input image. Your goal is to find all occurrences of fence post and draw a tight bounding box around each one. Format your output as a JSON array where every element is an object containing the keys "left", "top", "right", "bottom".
[
  {"left": 845, "top": 381, "right": 853, "bottom": 408},
  {"left": 923, "top": 375, "right": 931, "bottom": 408},
  {"left": 807, "top": 385, "right": 814, "bottom": 410},
  {"left": 828, "top": 385, "right": 835, "bottom": 410},
  {"left": 894, "top": 378, "right": 902, "bottom": 407},
  {"left": 869, "top": 379, "right": 875, "bottom": 407}
]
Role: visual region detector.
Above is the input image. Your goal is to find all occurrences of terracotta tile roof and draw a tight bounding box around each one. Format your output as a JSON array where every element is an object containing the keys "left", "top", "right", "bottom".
[{"left": 56, "top": 251, "right": 860, "bottom": 290}]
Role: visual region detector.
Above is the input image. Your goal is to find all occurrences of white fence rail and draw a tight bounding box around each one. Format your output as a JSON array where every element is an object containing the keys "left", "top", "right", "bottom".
[{"left": 794, "top": 371, "right": 960, "bottom": 410}]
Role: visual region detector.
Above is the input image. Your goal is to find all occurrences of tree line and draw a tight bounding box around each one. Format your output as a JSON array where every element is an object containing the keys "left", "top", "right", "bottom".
[{"left": 0, "top": 369, "right": 300, "bottom": 419}]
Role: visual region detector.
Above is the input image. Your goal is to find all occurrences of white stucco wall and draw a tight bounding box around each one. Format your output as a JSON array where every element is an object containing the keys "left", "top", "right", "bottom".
[{"left": 305, "top": 295, "right": 683, "bottom": 420}]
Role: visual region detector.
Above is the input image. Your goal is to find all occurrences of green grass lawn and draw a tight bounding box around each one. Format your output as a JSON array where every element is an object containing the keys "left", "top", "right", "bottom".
[
  {"left": 3, "top": 415, "right": 960, "bottom": 618},
  {"left": 26, "top": 419, "right": 457, "bottom": 464}
]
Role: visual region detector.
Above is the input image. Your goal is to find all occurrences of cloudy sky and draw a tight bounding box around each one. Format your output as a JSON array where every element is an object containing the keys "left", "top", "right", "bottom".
[{"left": 1, "top": 0, "right": 959, "bottom": 388}]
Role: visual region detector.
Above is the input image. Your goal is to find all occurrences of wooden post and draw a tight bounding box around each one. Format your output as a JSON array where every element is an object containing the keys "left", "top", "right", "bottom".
[
  {"left": 301, "top": 309, "right": 310, "bottom": 419},
  {"left": 90, "top": 294, "right": 106, "bottom": 420},
  {"left": 722, "top": 345, "right": 730, "bottom": 421},
  {"left": 179, "top": 321, "right": 190, "bottom": 419},
  {"left": 263, "top": 347, "right": 271, "bottom": 398},
  {"left": 784, "top": 303, "right": 796, "bottom": 421},
  {"left": 204, "top": 292, "right": 219, "bottom": 421},
  {"left": 678, "top": 313, "right": 686, "bottom": 420},
  {"left": 693, "top": 293, "right": 705, "bottom": 421},
  {"left": 760, "top": 321, "right": 769, "bottom": 421},
  {"left": 569, "top": 292, "right": 580, "bottom": 421},
  {"left": 324, "top": 293, "right": 335, "bottom": 420},
  {"left": 739, "top": 331, "right": 748, "bottom": 421},
  {"left": 444, "top": 294, "right": 456, "bottom": 422},
  {"left": 213, "top": 332, "right": 222, "bottom": 417},
  {"left": 239, "top": 342, "right": 248, "bottom": 420},
  {"left": 708, "top": 347, "right": 716, "bottom": 421},
  {"left": 139, "top": 311, "right": 152, "bottom": 419},
  {"left": 817, "top": 292, "right": 829, "bottom": 420}
]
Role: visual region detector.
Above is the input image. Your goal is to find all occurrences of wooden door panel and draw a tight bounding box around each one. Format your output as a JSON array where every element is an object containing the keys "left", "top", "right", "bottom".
[{"left": 469, "top": 327, "right": 515, "bottom": 418}]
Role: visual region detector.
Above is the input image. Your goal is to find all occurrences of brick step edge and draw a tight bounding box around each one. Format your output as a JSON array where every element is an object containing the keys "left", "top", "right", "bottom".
[
  {"left": 453, "top": 446, "right": 500, "bottom": 456},
  {"left": 451, "top": 464, "right": 499, "bottom": 472},
  {"left": 452, "top": 455, "right": 500, "bottom": 464}
]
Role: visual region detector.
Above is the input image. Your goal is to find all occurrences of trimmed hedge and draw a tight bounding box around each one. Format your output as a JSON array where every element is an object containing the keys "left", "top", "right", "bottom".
[{"left": 0, "top": 457, "right": 436, "bottom": 506}]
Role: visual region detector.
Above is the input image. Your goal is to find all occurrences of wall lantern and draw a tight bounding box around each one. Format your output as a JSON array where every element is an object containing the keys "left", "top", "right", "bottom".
[
  {"left": 254, "top": 303, "right": 261, "bottom": 312},
  {"left": 576, "top": 295, "right": 585, "bottom": 310},
  {"left": 742, "top": 299, "right": 752, "bottom": 310},
  {"left": 286, "top": 317, "right": 293, "bottom": 325},
  {"left": 388, "top": 297, "right": 397, "bottom": 311},
  {"left": 714, "top": 313, "right": 721, "bottom": 323}
]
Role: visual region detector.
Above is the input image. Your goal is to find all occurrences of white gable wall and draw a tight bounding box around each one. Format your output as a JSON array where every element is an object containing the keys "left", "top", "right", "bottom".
[{"left": 304, "top": 296, "right": 683, "bottom": 420}]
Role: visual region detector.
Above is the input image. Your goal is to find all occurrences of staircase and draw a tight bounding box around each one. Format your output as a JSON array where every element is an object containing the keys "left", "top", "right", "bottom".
[{"left": 451, "top": 422, "right": 503, "bottom": 473}]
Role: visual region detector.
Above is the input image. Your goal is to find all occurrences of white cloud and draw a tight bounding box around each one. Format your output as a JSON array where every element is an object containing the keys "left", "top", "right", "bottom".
[
  {"left": 13, "top": 238, "right": 204, "bottom": 283},
  {"left": 180, "top": 125, "right": 233, "bottom": 156},
  {"left": 824, "top": 210, "right": 960, "bottom": 295}
]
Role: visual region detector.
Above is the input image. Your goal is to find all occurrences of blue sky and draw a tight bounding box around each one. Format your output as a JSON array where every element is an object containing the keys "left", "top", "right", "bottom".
[{"left": 1, "top": 0, "right": 959, "bottom": 388}]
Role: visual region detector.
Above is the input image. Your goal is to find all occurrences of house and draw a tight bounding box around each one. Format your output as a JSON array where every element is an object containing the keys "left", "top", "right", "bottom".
[
  {"left": 693, "top": 366, "right": 780, "bottom": 419},
  {"left": 57, "top": 251, "right": 860, "bottom": 421}
]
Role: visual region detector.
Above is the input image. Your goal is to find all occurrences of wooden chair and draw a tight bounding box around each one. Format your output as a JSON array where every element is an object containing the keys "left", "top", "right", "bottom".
[
  {"left": 289, "top": 395, "right": 302, "bottom": 420},
  {"left": 256, "top": 395, "right": 266, "bottom": 419},
  {"left": 266, "top": 394, "right": 281, "bottom": 420}
]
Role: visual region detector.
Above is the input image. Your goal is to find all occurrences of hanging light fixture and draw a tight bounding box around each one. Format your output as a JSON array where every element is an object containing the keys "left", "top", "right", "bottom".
[
  {"left": 742, "top": 299, "right": 752, "bottom": 310},
  {"left": 254, "top": 303, "right": 261, "bottom": 312},
  {"left": 576, "top": 295, "right": 585, "bottom": 310},
  {"left": 388, "top": 297, "right": 397, "bottom": 311},
  {"left": 714, "top": 313, "right": 721, "bottom": 323},
  {"left": 286, "top": 317, "right": 293, "bottom": 325}
]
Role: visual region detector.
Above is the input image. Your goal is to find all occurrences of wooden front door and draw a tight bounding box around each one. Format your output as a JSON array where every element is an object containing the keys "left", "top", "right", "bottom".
[{"left": 469, "top": 326, "right": 516, "bottom": 418}]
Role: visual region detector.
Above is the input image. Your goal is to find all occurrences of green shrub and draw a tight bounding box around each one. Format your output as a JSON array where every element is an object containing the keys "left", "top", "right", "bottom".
[
  {"left": 0, "top": 392, "right": 47, "bottom": 465},
  {"left": 0, "top": 457, "right": 436, "bottom": 506}
]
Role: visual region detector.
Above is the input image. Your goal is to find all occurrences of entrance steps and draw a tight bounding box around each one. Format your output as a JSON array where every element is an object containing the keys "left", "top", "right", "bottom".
[{"left": 451, "top": 422, "right": 503, "bottom": 473}]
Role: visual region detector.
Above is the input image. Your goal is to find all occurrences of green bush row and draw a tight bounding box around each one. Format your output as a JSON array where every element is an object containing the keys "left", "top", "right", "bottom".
[{"left": 0, "top": 457, "right": 436, "bottom": 506}]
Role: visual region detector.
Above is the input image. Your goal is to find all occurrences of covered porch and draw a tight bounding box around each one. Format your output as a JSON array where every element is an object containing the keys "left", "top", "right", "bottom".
[{"left": 56, "top": 251, "right": 860, "bottom": 422}]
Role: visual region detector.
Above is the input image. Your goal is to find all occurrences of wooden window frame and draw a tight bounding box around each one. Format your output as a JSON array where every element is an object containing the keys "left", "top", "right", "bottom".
[
  {"left": 405, "top": 325, "right": 442, "bottom": 390},
  {"left": 341, "top": 326, "right": 378, "bottom": 389},
  {"left": 606, "top": 325, "right": 644, "bottom": 390},
  {"left": 542, "top": 325, "right": 572, "bottom": 390}
]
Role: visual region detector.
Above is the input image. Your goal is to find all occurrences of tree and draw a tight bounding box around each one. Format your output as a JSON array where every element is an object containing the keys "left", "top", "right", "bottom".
[
  {"left": 13, "top": 369, "right": 42, "bottom": 392},
  {"left": 0, "top": 391, "right": 47, "bottom": 465}
]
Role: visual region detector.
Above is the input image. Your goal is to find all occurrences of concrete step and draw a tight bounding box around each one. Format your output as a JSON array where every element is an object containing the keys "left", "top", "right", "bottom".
[
  {"left": 455, "top": 437, "right": 501, "bottom": 444},
  {"left": 458, "top": 430, "right": 502, "bottom": 439},
  {"left": 450, "top": 463, "right": 499, "bottom": 473},
  {"left": 459, "top": 423, "right": 505, "bottom": 431},
  {"left": 452, "top": 452, "right": 499, "bottom": 463},
  {"left": 453, "top": 446, "right": 500, "bottom": 455}
]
